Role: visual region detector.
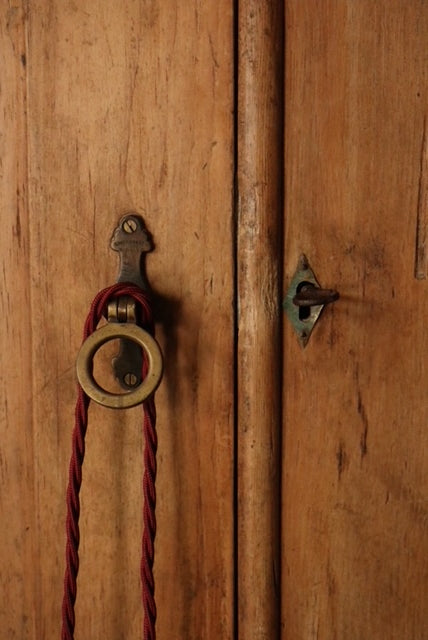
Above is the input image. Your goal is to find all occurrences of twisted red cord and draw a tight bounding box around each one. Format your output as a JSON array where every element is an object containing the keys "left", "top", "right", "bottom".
[{"left": 61, "top": 283, "right": 158, "bottom": 640}]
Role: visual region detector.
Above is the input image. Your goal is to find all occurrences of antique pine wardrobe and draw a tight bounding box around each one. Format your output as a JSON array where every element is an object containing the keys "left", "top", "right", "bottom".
[{"left": 1, "top": 2, "right": 427, "bottom": 638}]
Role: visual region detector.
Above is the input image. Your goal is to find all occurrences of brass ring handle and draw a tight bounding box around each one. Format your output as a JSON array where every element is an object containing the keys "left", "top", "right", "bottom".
[{"left": 76, "top": 323, "right": 163, "bottom": 409}]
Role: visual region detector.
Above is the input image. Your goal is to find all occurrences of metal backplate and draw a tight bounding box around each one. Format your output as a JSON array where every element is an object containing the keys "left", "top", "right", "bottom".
[
  {"left": 110, "top": 213, "right": 153, "bottom": 389},
  {"left": 283, "top": 254, "right": 325, "bottom": 348}
]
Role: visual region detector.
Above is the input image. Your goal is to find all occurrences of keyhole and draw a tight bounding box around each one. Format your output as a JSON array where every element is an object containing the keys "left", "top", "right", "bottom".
[{"left": 296, "top": 281, "right": 313, "bottom": 321}]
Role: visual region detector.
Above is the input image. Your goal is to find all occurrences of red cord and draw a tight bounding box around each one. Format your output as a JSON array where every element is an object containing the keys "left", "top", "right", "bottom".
[{"left": 61, "top": 283, "right": 158, "bottom": 640}]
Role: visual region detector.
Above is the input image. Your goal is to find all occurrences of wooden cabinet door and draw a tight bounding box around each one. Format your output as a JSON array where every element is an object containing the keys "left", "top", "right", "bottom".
[
  {"left": 282, "top": 2, "right": 428, "bottom": 638},
  {"left": 2, "top": 3, "right": 428, "bottom": 640},
  {"left": 1, "top": 3, "right": 234, "bottom": 638}
]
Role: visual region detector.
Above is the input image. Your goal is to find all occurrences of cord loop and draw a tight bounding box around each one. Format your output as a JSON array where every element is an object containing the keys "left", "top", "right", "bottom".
[{"left": 61, "top": 283, "right": 159, "bottom": 640}]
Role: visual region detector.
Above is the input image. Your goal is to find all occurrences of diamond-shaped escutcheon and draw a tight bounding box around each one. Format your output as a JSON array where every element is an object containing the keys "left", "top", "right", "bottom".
[{"left": 283, "top": 254, "right": 339, "bottom": 348}]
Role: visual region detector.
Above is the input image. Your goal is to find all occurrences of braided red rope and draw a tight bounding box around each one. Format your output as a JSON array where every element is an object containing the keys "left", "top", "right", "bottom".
[{"left": 61, "top": 283, "right": 158, "bottom": 640}]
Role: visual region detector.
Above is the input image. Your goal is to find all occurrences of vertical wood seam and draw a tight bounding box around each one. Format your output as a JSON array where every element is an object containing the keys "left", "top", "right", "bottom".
[
  {"left": 236, "top": 1, "right": 284, "bottom": 638},
  {"left": 415, "top": 114, "right": 428, "bottom": 280}
]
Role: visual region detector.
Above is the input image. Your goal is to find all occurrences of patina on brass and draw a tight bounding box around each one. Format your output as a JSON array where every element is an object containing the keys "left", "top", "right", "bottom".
[
  {"left": 283, "top": 254, "right": 340, "bottom": 348},
  {"left": 76, "top": 213, "right": 163, "bottom": 408},
  {"left": 110, "top": 213, "right": 154, "bottom": 390},
  {"left": 76, "top": 322, "right": 163, "bottom": 409}
]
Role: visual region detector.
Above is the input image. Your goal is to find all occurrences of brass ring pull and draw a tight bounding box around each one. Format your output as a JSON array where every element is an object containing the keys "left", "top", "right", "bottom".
[{"left": 76, "top": 323, "right": 163, "bottom": 409}]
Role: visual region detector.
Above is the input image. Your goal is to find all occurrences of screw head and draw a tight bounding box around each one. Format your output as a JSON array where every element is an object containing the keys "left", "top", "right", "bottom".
[
  {"left": 123, "top": 372, "right": 139, "bottom": 387},
  {"left": 122, "top": 217, "right": 138, "bottom": 234}
]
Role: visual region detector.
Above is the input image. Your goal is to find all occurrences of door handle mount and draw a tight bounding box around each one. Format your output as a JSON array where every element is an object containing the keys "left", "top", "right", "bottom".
[
  {"left": 76, "top": 213, "right": 163, "bottom": 407},
  {"left": 283, "top": 254, "right": 340, "bottom": 348},
  {"left": 108, "top": 213, "right": 154, "bottom": 390}
]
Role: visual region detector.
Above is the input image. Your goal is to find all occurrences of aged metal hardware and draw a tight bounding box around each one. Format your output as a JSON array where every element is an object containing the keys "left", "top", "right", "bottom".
[
  {"left": 110, "top": 213, "right": 153, "bottom": 389},
  {"left": 75, "top": 212, "right": 163, "bottom": 408},
  {"left": 283, "top": 254, "right": 340, "bottom": 348},
  {"left": 111, "top": 213, "right": 152, "bottom": 289},
  {"left": 293, "top": 284, "right": 339, "bottom": 307},
  {"left": 76, "top": 322, "right": 162, "bottom": 409}
]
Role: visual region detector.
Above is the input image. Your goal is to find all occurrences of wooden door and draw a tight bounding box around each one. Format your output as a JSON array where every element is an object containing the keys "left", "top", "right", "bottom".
[
  {"left": 2, "top": 2, "right": 428, "bottom": 640},
  {"left": 1, "top": 3, "right": 234, "bottom": 638},
  {"left": 282, "top": 2, "right": 428, "bottom": 639}
]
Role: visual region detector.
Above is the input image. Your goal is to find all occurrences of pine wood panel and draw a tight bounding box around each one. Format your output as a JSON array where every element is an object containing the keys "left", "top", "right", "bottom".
[
  {"left": 282, "top": 2, "right": 428, "bottom": 638},
  {"left": 1, "top": 2, "right": 234, "bottom": 638},
  {"left": 0, "top": 5, "right": 36, "bottom": 638},
  {"left": 237, "top": 1, "right": 283, "bottom": 638}
]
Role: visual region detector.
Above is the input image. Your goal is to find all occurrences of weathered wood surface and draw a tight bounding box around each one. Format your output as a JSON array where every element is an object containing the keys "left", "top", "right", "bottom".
[
  {"left": 1, "top": 2, "right": 234, "bottom": 638},
  {"left": 282, "top": 2, "right": 428, "bottom": 638},
  {"left": 237, "top": 1, "right": 283, "bottom": 638},
  {"left": 0, "top": 4, "right": 36, "bottom": 638}
]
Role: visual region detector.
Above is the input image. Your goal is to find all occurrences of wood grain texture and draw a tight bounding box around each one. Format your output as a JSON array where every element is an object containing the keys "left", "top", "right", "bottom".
[
  {"left": 1, "top": 2, "right": 234, "bottom": 638},
  {"left": 237, "top": 1, "right": 283, "bottom": 638},
  {"left": 0, "top": 5, "right": 37, "bottom": 638},
  {"left": 282, "top": 2, "right": 428, "bottom": 638}
]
